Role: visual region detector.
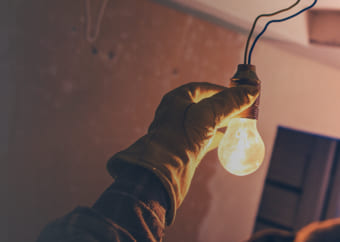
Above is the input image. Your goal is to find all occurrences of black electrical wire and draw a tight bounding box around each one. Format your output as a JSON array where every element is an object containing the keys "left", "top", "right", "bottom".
[
  {"left": 244, "top": 0, "right": 301, "bottom": 64},
  {"left": 248, "top": 0, "right": 318, "bottom": 64}
]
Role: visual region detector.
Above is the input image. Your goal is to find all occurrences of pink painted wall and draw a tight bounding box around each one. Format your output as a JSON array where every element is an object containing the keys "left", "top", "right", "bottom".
[
  {"left": 6, "top": 0, "right": 340, "bottom": 242},
  {"left": 6, "top": 0, "right": 246, "bottom": 241}
]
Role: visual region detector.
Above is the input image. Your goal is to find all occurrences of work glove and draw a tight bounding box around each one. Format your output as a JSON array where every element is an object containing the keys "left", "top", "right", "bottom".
[
  {"left": 294, "top": 218, "right": 340, "bottom": 242},
  {"left": 246, "top": 219, "right": 340, "bottom": 242},
  {"left": 107, "top": 82, "right": 259, "bottom": 225},
  {"left": 246, "top": 229, "right": 294, "bottom": 242}
]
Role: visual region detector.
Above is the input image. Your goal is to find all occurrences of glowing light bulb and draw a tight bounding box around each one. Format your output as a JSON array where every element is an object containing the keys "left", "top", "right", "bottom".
[
  {"left": 218, "top": 64, "right": 265, "bottom": 176},
  {"left": 218, "top": 118, "right": 265, "bottom": 176}
]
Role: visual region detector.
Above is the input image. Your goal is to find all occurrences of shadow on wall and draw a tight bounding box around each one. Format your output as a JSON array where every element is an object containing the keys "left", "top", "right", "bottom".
[{"left": 165, "top": 152, "right": 217, "bottom": 242}]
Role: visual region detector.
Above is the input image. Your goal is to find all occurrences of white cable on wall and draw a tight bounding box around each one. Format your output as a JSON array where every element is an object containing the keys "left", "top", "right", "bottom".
[{"left": 85, "top": 0, "right": 109, "bottom": 43}]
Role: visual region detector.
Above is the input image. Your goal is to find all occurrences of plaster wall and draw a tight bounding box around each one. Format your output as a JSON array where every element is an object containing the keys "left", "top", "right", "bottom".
[
  {"left": 189, "top": 40, "right": 340, "bottom": 242},
  {"left": 5, "top": 0, "right": 340, "bottom": 242},
  {"left": 6, "top": 0, "right": 244, "bottom": 241},
  {"left": 168, "top": 0, "right": 310, "bottom": 45}
]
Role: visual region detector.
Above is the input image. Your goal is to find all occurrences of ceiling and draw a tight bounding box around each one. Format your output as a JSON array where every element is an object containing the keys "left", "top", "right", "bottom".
[{"left": 157, "top": 0, "right": 340, "bottom": 68}]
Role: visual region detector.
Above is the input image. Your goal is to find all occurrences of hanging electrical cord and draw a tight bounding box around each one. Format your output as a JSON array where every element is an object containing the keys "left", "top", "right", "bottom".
[
  {"left": 244, "top": 0, "right": 301, "bottom": 64},
  {"left": 246, "top": 0, "right": 318, "bottom": 64},
  {"left": 85, "top": 0, "right": 109, "bottom": 43}
]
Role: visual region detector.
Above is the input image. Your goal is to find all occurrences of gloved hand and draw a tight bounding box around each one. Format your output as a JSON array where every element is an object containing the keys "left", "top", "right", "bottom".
[
  {"left": 295, "top": 218, "right": 340, "bottom": 242},
  {"left": 107, "top": 82, "right": 259, "bottom": 225},
  {"left": 246, "top": 219, "right": 340, "bottom": 242},
  {"left": 246, "top": 229, "right": 294, "bottom": 242}
]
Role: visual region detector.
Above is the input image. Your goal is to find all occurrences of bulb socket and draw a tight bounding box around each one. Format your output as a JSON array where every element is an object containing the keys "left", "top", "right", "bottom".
[{"left": 230, "top": 64, "right": 260, "bottom": 120}]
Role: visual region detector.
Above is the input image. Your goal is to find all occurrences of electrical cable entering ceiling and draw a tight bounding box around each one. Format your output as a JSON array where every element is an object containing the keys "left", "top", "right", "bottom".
[
  {"left": 244, "top": 0, "right": 301, "bottom": 65},
  {"left": 245, "top": 0, "right": 318, "bottom": 64}
]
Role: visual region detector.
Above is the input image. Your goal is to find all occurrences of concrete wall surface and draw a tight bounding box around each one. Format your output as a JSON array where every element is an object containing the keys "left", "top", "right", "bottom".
[{"left": 5, "top": 0, "right": 340, "bottom": 242}]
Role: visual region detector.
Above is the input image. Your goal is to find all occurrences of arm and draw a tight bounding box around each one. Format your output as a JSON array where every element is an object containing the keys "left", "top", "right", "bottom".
[
  {"left": 37, "top": 163, "right": 168, "bottom": 242},
  {"left": 37, "top": 82, "right": 259, "bottom": 242}
]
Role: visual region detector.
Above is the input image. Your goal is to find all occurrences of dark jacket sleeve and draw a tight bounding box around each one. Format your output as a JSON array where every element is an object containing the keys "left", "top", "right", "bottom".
[{"left": 37, "top": 163, "right": 170, "bottom": 242}]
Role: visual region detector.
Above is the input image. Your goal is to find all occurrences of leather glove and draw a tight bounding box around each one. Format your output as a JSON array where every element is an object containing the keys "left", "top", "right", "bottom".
[
  {"left": 246, "top": 229, "right": 294, "bottom": 242},
  {"left": 247, "top": 219, "right": 340, "bottom": 242},
  {"left": 107, "top": 82, "right": 259, "bottom": 225},
  {"left": 295, "top": 218, "right": 340, "bottom": 242}
]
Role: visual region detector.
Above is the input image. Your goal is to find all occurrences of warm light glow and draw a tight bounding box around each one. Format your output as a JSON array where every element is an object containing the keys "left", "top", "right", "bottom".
[{"left": 218, "top": 118, "right": 265, "bottom": 176}]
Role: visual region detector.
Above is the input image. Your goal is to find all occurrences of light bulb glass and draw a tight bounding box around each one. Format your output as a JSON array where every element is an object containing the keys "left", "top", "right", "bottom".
[{"left": 218, "top": 118, "right": 265, "bottom": 176}]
